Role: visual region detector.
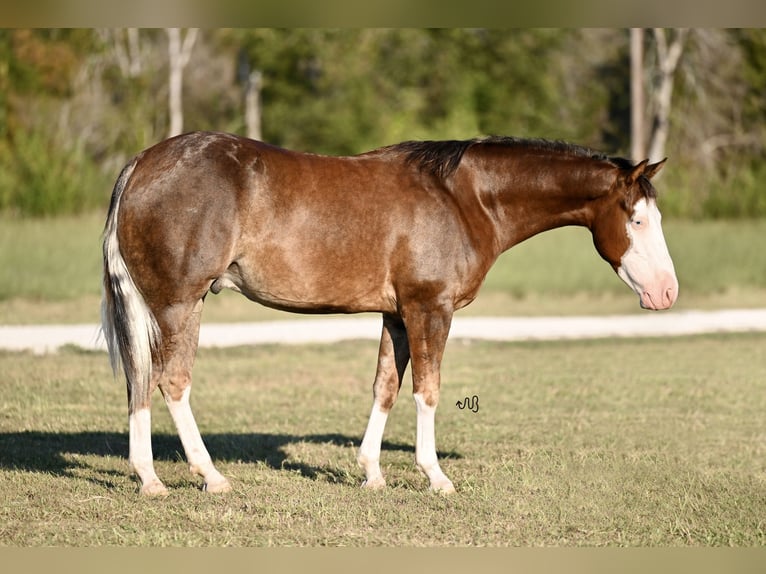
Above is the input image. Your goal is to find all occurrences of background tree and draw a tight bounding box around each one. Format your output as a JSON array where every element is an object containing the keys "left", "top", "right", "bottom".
[
  {"left": 630, "top": 28, "right": 645, "bottom": 162},
  {"left": 238, "top": 48, "right": 263, "bottom": 141},
  {"left": 1, "top": 28, "right": 765, "bottom": 218},
  {"left": 647, "top": 28, "right": 688, "bottom": 163},
  {"left": 631, "top": 28, "right": 688, "bottom": 164},
  {"left": 166, "top": 28, "right": 198, "bottom": 138}
]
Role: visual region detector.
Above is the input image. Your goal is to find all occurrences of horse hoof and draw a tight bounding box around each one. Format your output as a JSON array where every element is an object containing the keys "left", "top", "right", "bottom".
[
  {"left": 430, "top": 479, "right": 456, "bottom": 495},
  {"left": 203, "top": 479, "right": 232, "bottom": 493},
  {"left": 140, "top": 481, "right": 169, "bottom": 497},
  {"left": 361, "top": 477, "right": 386, "bottom": 490}
]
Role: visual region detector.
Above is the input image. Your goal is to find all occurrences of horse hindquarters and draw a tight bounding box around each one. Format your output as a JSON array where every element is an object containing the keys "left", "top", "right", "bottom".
[{"left": 102, "top": 158, "right": 231, "bottom": 495}]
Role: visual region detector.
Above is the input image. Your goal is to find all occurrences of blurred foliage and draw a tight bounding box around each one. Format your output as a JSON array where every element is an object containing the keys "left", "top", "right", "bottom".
[
  {"left": 0, "top": 28, "right": 765, "bottom": 218},
  {"left": 0, "top": 128, "right": 108, "bottom": 216},
  {"left": 228, "top": 29, "right": 606, "bottom": 153}
]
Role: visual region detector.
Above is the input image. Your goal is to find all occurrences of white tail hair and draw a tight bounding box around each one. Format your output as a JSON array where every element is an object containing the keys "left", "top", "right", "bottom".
[{"left": 101, "top": 159, "right": 161, "bottom": 412}]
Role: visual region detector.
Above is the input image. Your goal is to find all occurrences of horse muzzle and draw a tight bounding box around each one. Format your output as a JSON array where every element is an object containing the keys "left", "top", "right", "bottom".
[{"left": 638, "top": 272, "right": 679, "bottom": 310}]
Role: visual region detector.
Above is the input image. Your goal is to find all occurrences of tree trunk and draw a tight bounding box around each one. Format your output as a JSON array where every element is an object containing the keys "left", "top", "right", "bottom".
[
  {"left": 647, "top": 28, "right": 688, "bottom": 163},
  {"left": 127, "top": 28, "right": 141, "bottom": 77},
  {"left": 166, "top": 28, "right": 198, "bottom": 138},
  {"left": 103, "top": 28, "right": 142, "bottom": 78},
  {"left": 244, "top": 70, "right": 262, "bottom": 141},
  {"left": 630, "top": 28, "right": 645, "bottom": 163}
]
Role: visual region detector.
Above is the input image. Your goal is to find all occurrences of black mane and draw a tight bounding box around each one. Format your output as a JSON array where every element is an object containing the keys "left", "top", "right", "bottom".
[
  {"left": 394, "top": 139, "right": 475, "bottom": 180},
  {"left": 395, "top": 136, "right": 634, "bottom": 181}
]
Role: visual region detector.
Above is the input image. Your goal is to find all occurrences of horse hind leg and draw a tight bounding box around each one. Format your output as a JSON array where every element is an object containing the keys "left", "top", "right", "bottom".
[
  {"left": 154, "top": 298, "right": 231, "bottom": 493},
  {"left": 123, "top": 312, "right": 167, "bottom": 496},
  {"left": 129, "top": 405, "right": 168, "bottom": 496}
]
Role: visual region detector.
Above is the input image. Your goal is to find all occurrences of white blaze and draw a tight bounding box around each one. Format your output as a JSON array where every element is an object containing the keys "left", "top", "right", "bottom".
[{"left": 616, "top": 198, "right": 679, "bottom": 310}]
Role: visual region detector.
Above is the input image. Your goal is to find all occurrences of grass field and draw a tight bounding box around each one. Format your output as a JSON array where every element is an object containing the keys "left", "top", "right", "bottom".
[
  {"left": 2, "top": 213, "right": 766, "bottom": 323},
  {"left": 1, "top": 333, "right": 765, "bottom": 546}
]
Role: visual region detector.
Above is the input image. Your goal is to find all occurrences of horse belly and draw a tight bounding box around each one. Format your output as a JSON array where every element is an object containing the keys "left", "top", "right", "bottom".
[{"left": 220, "top": 246, "right": 397, "bottom": 315}]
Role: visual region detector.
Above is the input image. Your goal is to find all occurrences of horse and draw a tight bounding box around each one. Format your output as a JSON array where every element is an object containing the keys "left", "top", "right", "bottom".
[{"left": 102, "top": 132, "right": 678, "bottom": 496}]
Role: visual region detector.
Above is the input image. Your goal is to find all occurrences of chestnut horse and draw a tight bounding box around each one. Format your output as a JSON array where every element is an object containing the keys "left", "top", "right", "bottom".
[{"left": 102, "top": 132, "right": 678, "bottom": 495}]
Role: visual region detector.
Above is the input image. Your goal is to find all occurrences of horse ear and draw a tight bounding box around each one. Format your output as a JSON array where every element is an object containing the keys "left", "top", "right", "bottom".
[
  {"left": 627, "top": 159, "right": 649, "bottom": 185},
  {"left": 643, "top": 158, "right": 667, "bottom": 180}
]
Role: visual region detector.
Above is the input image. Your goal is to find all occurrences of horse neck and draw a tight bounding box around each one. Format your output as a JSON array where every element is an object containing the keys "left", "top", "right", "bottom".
[{"left": 462, "top": 153, "right": 618, "bottom": 254}]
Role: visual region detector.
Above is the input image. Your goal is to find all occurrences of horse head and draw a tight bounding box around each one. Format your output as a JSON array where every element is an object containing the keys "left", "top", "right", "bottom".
[{"left": 591, "top": 158, "right": 679, "bottom": 310}]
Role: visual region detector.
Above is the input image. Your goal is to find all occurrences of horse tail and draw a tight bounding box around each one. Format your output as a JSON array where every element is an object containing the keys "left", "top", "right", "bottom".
[{"left": 101, "top": 158, "right": 161, "bottom": 413}]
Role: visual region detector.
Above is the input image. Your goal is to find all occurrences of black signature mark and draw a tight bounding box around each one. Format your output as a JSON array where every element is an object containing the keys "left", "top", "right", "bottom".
[{"left": 455, "top": 395, "right": 479, "bottom": 413}]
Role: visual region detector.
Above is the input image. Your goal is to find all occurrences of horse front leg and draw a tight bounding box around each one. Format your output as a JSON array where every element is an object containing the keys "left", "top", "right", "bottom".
[
  {"left": 413, "top": 389, "right": 455, "bottom": 493},
  {"left": 358, "top": 314, "right": 410, "bottom": 489},
  {"left": 404, "top": 304, "right": 456, "bottom": 494}
]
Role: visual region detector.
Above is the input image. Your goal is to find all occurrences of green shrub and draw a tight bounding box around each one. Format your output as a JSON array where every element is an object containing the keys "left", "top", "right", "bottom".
[{"left": 0, "top": 130, "right": 110, "bottom": 216}]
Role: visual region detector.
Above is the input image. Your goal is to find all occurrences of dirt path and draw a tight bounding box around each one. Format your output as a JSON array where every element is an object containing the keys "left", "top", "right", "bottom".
[{"left": 2, "top": 308, "right": 765, "bottom": 354}]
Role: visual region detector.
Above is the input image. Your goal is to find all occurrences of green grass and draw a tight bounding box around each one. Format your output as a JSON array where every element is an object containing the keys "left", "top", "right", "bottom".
[
  {"left": 1, "top": 333, "right": 765, "bottom": 546},
  {"left": 0, "top": 213, "right": 104, "bottom": 302},
  {"left": 2, "top": 214, "right": 766, "bottom": 323}
]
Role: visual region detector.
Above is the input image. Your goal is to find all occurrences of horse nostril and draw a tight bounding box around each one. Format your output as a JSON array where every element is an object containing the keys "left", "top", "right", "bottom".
[{"left": 664, "top": 287, "right": 675, "bottom": 306}]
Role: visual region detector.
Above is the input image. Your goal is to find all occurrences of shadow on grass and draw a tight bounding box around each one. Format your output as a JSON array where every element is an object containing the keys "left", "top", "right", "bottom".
[{"left": 0, "top": 430, "right": 462, "bottom": 488}]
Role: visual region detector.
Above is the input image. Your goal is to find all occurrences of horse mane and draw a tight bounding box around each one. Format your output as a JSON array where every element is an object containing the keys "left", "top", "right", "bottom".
[
  {"left": 394, "top": 139, "right": 475, "bottom": 180},
  {"left": 393, "top": 136, "right": 657, "bottom": 198}
]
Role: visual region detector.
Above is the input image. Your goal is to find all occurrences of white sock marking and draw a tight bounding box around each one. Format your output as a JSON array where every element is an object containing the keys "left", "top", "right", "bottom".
[
  {"left": 358, "top": 403, "right": 389, "bottom": 488},
  {"left": 414, "top": 393, "right": 455, "bottom": 493},
  {"left": 129, "top": 408, "right": 166, "bottom": 494},
  {"left": 165, "top": 387, "right": 230, "bottom": 491}
]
